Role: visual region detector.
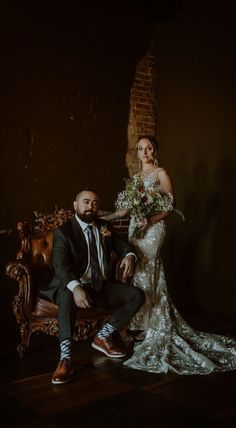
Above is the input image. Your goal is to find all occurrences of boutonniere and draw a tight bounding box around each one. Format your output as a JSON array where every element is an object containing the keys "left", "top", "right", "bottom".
[{"left": 100, "top": 225, "right": 112, "bottom": 237}]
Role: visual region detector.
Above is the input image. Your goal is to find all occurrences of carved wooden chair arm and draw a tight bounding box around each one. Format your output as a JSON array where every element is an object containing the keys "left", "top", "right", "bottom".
[{"left": 5, "top": 260, "right": 34, "bottom": 323}]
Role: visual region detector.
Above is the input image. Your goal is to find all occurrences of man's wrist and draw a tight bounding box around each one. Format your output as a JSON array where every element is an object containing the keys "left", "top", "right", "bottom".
[
  {"left": 67, "top": 280, "right": 81, "bottom": 292},
  {"left": 125, "top": 252, "right": 137, "bottom": 262}
]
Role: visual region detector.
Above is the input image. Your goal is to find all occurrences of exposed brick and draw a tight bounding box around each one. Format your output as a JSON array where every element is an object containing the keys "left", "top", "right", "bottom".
[
  {"left": 126, "top": 45, "right": 158, "bottom": 177},
  {"left": 138, "top": 96, "right": 155, "bottom": 103},
  {"left": 133, "top": 85, "right": 145, "bottom": 91},
  {"left": 134, "top": 102, "right": 151, "bottom": 108},
  {"left": 136, "top": 117, "right": 156, "bottom": 124}
]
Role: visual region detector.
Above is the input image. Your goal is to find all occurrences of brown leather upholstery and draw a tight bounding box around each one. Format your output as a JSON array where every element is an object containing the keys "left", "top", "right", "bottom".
[
  {"left": 32, "top": 295, "right": 109, "bottom": 320},
  {"left": 31, "top": 231, "right": 53, "bottom": 266},
  {"left": 32, "top": 295, "right": 58, "bottom": 318}
]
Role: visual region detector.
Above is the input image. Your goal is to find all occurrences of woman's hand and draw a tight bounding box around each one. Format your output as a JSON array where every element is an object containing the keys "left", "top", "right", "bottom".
[
  {"left": 137, "top": 217, "right": 149, "bottom": 231},
  {"left": 137, "top": 212, "right": 169, "bottom": 230}
]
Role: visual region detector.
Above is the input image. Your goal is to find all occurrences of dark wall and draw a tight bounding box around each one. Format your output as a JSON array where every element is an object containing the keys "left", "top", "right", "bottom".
[
  {"left": 154, "top": 2, "right": 236, "bottom": 321},
  {"left": 0, "top": 2, "right": 152, "bottom": 345},
  {"left": 1, "top": 2, "right": 152, "bottom": 224}
]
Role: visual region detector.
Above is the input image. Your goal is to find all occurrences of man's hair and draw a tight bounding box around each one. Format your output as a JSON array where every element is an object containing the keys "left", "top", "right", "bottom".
[{"left": 75, "top": 188, "right": 100, "bottom": 201}]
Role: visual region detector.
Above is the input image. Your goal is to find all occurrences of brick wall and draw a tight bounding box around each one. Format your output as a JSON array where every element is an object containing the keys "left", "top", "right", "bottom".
[
  {"left": 99, "top": 210, "right": 129, "bottom": 238},
  {"left": 112, "top": 217, "right": 129, "bottom": 237},
  {"left": 126, "top": 45, "right": 158, "bottom": 177}
]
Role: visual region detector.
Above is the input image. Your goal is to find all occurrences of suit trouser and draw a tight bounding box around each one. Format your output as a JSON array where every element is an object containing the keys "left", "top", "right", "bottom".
[{"left": 56, "top": 281, "right": 145, "bottom": 343}]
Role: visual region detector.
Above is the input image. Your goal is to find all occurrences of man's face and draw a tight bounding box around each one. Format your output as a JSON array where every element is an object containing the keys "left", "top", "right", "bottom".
[{"left": 73, "top": 191, "right": 100, "bottom": 223}]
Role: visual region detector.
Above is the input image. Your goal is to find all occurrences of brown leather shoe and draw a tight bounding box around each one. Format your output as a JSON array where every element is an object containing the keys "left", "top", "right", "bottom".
[
  {"left": 92, "top": 335, "right": 127, "bottom": 358},
  {"left": 52, "top": 358, "right": 74, "bottom": 384}
]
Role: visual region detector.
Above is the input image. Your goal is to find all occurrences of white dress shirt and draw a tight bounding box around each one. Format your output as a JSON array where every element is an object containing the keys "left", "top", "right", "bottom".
[{"left": 67, "top": 215, "right": 136, "bottom": 292}]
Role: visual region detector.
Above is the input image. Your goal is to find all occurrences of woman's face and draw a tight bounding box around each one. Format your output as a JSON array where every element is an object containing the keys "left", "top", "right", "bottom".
[{"left": 137, "top": 138, "right": 155, "bottom": 165}]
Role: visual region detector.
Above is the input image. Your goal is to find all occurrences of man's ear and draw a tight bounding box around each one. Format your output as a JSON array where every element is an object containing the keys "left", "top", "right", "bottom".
[{"left": 73, "top": 201, "right": 77, "bottom": 211}]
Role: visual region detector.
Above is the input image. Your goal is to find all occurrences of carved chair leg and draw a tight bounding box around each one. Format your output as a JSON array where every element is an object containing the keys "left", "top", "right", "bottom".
[{"left": 17, "top": 321, "right": 31, "bottom": 357}]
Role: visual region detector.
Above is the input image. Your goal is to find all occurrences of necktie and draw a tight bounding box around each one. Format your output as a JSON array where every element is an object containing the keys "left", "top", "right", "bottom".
[{"left": 87, "top": 225, "right": 103, "bottom": 291}]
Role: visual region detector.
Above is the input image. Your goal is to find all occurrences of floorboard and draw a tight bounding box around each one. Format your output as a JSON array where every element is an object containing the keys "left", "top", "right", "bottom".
[{"left": 1, "top": 325, "right": 236, "bottom": 428}]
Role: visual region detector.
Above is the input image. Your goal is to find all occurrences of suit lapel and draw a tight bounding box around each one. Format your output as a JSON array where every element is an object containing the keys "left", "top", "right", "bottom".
[{"left": 71, "top": 217, "right": 87, "bottom": 253}]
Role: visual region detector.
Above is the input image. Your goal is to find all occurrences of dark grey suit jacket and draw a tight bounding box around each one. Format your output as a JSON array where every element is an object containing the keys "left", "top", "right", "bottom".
[{"left": 39, "top": 216, "right": 135, "bottom": 302}]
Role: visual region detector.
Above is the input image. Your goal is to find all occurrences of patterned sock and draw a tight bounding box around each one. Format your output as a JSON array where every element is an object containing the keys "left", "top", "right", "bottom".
[
  {"left": 60, "top": 339, "right": 72, "bottom": 362},
  {"left": 98, "top": 323, "right": 116, "bottom": 340}
]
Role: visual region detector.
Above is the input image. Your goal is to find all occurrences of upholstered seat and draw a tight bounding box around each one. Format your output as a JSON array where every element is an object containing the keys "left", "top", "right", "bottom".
[{"left": 5, "top": 209, "right": 129, "bottom": 357}]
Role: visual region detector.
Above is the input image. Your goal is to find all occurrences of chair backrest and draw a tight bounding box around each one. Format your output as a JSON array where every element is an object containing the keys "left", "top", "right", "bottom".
[
  {"left": 16, "top": 209, "right": 74, "bottom": 297},
  {"left": 16, "top": 208, "right": 74, "bottom": 260},
  {"left": 31, "top": 231, "right": 54, "bottom": 294},
  {"left": 32, "top": 231, "right": 53, "bottom": 266}
]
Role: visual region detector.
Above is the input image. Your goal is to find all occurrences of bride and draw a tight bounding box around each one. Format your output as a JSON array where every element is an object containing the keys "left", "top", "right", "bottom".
[{"left": 103, "top": 135, "right": 236, "bottom": 375}]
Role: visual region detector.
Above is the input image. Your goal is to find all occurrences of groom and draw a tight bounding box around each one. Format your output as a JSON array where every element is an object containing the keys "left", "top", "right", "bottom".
[{"left": 40, "top": 189, "right": 145, "bottom": 384}]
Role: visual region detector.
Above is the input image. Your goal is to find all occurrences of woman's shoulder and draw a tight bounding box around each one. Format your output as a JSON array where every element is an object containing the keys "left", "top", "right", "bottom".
[
  {"left": 156, "top": 167, "right": 170, "bottom": 178},
  {"left": 155, "top": 167, "right": 170, "bottom": 186},
  {"left": 156, "top": 166, "right": 166, "bottom": 174},
  {"left": 132, "top": 172, "right": 141, "bottom": 178}
]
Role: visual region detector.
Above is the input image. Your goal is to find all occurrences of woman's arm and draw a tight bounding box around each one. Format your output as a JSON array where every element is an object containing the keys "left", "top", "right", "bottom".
[
  {"left": 100, "top": 208, "right": 130, "bottom": 221},
  {"left": 137, "top": 211, "right": 169, "bottom": 230},
  {"left": 148, "top": 168, "right": 174, "bottom": 225},
  {"left": 138, "top": 168, "right": 174, "bottom": 230},
  {"left": 157, "top": 167, "right": 174, "bottom": 196}
]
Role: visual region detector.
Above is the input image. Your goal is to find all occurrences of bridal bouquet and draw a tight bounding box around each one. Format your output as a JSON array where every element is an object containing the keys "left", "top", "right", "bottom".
[{"left": 115, "top": 174, "right": 184, "bottom": 238}]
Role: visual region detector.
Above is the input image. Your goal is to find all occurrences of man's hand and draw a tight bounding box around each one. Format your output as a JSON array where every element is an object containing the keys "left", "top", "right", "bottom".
[
  {"left": 73, "top": 285, "right": 92, "bottom": 308},
  {"left": 119, "top": 254, "right": 135, "bottom": 281}
]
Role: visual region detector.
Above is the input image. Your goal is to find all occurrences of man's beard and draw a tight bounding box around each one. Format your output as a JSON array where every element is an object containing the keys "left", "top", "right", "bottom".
[{"left": 77, "top": 211, "right": 97, "bottom": 223}]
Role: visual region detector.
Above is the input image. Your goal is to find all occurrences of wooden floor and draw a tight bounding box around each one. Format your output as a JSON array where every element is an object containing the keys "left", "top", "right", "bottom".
[{"left": 1, "top": 325, "right": 236, "bottom": 428}]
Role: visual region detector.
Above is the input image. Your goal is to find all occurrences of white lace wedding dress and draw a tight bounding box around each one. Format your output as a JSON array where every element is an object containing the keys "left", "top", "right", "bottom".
[{"left": 123, "top": 171, "right": 236, "bottom": 375}]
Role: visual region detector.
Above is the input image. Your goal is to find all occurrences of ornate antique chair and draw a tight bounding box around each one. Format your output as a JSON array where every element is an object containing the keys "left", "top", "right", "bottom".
[{"left": 5, "top": 208, "right": 129, "bottom": 357}]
